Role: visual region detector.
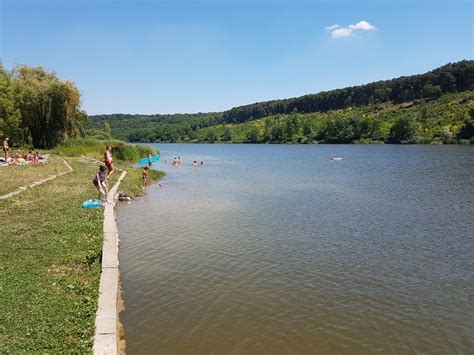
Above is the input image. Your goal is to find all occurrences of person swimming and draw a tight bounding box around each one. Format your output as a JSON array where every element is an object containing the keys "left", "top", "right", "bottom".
[{"left": 192, "top": 160, "right": 197, "bottom": 166}]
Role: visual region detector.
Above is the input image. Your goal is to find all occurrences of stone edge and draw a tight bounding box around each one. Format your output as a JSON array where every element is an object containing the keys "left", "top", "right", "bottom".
[{"left": 93, "top": 170, "right": 126, "bottom": 355}]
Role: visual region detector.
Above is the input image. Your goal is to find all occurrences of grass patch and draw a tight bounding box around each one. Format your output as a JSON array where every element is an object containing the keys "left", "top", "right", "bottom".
[
  {"left": 0, "top": 154, "right": 164, "bottom": 352},
  {"left": 0, "top": 157, "right": 103, "bottom": 352},
  {"left": 0, "top": 156, "right": 67, "bottom": 196}
]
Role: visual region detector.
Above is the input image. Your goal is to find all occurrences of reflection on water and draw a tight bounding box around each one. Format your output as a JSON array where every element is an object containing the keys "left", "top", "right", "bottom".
[{"left": 117, "top": 144, "right": 474, "bottom": 354}]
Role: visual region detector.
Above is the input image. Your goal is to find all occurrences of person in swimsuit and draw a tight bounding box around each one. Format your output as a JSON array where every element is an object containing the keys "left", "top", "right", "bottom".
[
  {"left": 104, "top": 145, "right": 115, "bottom": 178},
  {"left": 93, "top": 165, "right": 108, "bottom": 201},
  {"left": 2, "top": 137, "right": 9, "bottom": 161},
  {"left": 142, "top": 166, "right": 150, "bottom": 188}
]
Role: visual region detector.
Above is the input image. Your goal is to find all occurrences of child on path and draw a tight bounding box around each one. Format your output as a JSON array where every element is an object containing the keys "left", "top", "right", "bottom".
[
  {"left": 142, "top": 166, "right": 150, "bottom": 188},
  {"left": 93, "top": 165, "right": 108, "bottom": 201}
]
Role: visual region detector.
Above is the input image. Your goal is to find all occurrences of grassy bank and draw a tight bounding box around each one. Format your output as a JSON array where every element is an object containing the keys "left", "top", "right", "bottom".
[
  {"left": 0, "top": 156, "right": 66, "bottom": 196},
  {"left": 0, "top": 141, "right": 163, "bottom": 352}
]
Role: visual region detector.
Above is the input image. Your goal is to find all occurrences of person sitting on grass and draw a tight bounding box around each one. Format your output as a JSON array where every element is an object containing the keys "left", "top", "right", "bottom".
[
  {"left": 93, "top": 165, "right": 108, "bottom": 201},
  {"left": 142, "top": 166, "right": 150, "bottom": 188}
]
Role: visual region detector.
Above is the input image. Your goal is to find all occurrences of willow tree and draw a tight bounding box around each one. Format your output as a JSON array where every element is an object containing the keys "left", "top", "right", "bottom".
[
  {"left": 0, "top": 66, "right": 23, "bottom": 144},
  {"left": 12, "top": 65, "right": 87, "bottom": 148}
]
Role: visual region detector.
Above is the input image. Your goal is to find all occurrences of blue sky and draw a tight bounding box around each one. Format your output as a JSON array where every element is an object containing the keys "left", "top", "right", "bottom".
[{"left": 1, "top": 0, "right": 472, "bottom": 114}]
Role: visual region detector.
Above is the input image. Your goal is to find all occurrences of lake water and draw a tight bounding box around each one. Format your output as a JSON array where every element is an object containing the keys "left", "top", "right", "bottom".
[{"left": 117, "top": 144, "right": 474, "bottom": 354}]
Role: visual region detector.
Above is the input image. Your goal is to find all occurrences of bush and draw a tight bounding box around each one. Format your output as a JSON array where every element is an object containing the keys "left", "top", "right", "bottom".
[
  {"left": 111, "top": 143, "right": 156, "bottom": 161},
  {"left": 54, "top": 137, "right": 157, "bottom": 161}
]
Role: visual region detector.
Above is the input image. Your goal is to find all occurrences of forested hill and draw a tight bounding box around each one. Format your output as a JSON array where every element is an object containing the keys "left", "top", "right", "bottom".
[
  {"left": 89, "top": 60, "right": 474, "bottom": 144},
  {"left": 222, "top": 60, "right": 474, "bottom": 123}
]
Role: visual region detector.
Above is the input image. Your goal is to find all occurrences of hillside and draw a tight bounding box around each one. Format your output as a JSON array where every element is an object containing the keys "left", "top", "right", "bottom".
[{"left": 89, "top": 60, "right": 474, "bottom": 144}]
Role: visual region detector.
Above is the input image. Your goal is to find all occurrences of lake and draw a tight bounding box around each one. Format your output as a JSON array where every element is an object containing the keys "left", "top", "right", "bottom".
[{"left": 117, "top": 144, "right": 474, "bottom": 354}]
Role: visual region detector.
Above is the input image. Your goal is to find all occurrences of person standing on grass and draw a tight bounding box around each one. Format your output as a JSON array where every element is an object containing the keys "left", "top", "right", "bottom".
[
  {"left": 104, "top": 145, "right": 115, "bottom": 178},
  {"left": 3, "top": 137, "right": 9, "bottom": 161}
]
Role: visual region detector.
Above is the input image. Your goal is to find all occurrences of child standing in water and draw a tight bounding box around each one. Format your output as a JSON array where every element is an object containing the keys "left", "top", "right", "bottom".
[
  {"left": 142, "top": 166, "right": 150, "bottom": 188},
  {"left": 93, "top": 165, "right": 108, "bottom": 201}
]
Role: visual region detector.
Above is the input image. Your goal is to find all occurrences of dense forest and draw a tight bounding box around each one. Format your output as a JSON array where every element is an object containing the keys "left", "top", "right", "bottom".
[
  {"left": 222, "top": 60, "right": 473, "bottom": 124},
  {"left": 89, "top": 60, "right": 474, "bottom": 144},
  {"left": 0, "top": 65, "right": 87, "bottom": 148}
]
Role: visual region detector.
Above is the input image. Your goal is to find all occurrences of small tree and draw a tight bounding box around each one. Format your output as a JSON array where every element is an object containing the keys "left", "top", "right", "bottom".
[
  {"left": 222, "top": 128, "right": 232, "bottom": 141},
  {"left": 102, "top": 121, "right": 112, "bottom": 136},
  {"left": 206, "top": 128, "right": 217, "bottom": 143},
  {"left": 387, "top": 116, "right": 417, "bottom": 143}
]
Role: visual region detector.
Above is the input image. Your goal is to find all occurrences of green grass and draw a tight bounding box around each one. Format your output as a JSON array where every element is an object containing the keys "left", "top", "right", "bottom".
[
  {"left": 0, "top": 152, "right": 163, "bottom": 352},
  {"left": 0, "top": 155, "right": 67, "bottom": 196},
  {"left": 0, "top": 157, "right": 103, "bottom": 352}
]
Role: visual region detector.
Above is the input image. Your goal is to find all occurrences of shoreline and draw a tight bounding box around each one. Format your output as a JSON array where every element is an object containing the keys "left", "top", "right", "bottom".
[
  {"left": 93, "top": 169, "right": 126, "bottom": 354},
  {"left": 94, "top": 169, "right": 163, "bottom": 354}
]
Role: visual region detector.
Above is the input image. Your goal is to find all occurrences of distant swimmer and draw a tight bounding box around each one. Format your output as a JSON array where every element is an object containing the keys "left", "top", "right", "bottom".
[
  {"left": 200, "top": 161, "right": 204, "bottom": 165},
  {"left": 164, "top": 160, "right": 168, "bottom": 164},
  {"left": 330, "top": 156, "right": 343, "bottom": 161},
  {"left": 178, "top": 156, "right": 182, "bottom": 164},
  {"left": 192, "top": 160, "right": 197, "bottom": 166}
]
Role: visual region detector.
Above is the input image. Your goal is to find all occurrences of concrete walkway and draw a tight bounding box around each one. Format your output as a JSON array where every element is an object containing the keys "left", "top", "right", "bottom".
[
  {"left": 93, "top": 169, "right": 126, "bottom": 355},
  {"left": 0, "top": 156, "right": 73, "bottom": 200}
]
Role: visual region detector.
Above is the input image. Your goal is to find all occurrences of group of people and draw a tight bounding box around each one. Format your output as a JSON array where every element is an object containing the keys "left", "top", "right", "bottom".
[
  {"left": 163, "top": 156, "right": 204, "bottom": 166},
  {"left": 92, "top": 146, "right": 115, "bottom": 201},
  {"left": 2, "top": 137, "right": 44, "bottom": 166}
]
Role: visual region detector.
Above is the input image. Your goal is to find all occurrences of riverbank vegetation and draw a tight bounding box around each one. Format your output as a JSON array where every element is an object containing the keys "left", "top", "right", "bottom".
[{"left": 89, "top": 60, "right": 474, "bottom": 144}]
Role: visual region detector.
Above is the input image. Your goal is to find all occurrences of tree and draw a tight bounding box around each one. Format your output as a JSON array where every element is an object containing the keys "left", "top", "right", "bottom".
[
  {"left": 422, "top": 84, "right": 442, "bottom": 99},
  {"left": 102, "top": 121, "right": 112, "bottom": 136},
  {"left": 222, "top": 128, "right": 233, "bottom": 141},
  {"left": 457, "top": 108, "right": 474, "bottom": 139},
  {"left": 206, "top": 128, "right": 217, "bottom": 143},
  {"left": 387, "top": 116, "right": 417, "bottom": 143},
  {"left": 0, "top": 66, "right": 23, "bottom": 144},
  {"left": 12, "top": 65, "right": 87, "bottom": 148},
  {"left": 245, "top": 127, "right": 259, "bottom": 143}
]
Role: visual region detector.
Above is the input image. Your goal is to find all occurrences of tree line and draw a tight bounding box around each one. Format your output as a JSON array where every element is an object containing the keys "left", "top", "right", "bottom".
[
  {"left": 198, "top": 92, "right": 474, "bottom": 144},
  {"left": 222, "top": 60, "right": 474, "bottom": 124},
  {"left": 0, "top": 65, "right": 86, "bottom": 148}
]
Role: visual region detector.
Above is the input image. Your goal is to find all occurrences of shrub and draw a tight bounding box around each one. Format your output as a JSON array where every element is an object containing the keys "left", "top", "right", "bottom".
[{"left": 54, "top": 137, "right": 157, "bottom": 161}]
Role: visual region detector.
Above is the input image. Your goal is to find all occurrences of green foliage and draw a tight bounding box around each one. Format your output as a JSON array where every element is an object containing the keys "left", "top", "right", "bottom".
[
  {"left": 88, "top": 61, "right": 473, "bottom": 145},
  {"left": 111, "top": 143, "right": 156, "bottom": 161},
  {"left": 222, "top": 60, "right": 474, "bottom": 123},
  {"left": 10, "top": 65, "right": 87, "bottom": 148},
  {"left": 54, "top": 137, "right": 157, "bottom": 161},
  {"left": 388, "top": 116, "right": 417, "bottom": 143},
  {"left": 193, "top": 92, "right": 474, "bottom": 144}
]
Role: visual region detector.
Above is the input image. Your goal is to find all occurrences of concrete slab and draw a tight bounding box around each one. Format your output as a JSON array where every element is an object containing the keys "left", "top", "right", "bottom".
[
  {"left": 93, "top": 170, "right": 126, "bottom": 355},
  {"left": 93, "top": 333, "right": 117, "bottom": 355}
]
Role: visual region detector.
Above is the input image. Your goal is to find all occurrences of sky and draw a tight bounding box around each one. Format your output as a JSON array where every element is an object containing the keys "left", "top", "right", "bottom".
[{"left": 1, "top": 0, "right": 472, "bottom": 115}]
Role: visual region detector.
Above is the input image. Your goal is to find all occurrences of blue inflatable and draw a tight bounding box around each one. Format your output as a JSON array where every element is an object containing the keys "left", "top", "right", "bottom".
[
  {"left": 139, "top": 155, "right": 160, "bottom": 166},
  {"left": 82, "top": 199, "right": 103, "bottom": 208}
]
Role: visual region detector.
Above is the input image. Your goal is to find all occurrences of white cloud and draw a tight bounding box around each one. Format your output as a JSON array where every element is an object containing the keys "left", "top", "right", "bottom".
[
  {"left": 349, "top": 20, "right": 376, "bottom": 31},
  {"left": 325, "top": 20, "right": 377, "bottom": 39},
  {"left": 324, "top": 24, "right": 340, "bottom": 31},
  {"left": 331, "top": 27, "right": 353, "bottom": 38}
]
